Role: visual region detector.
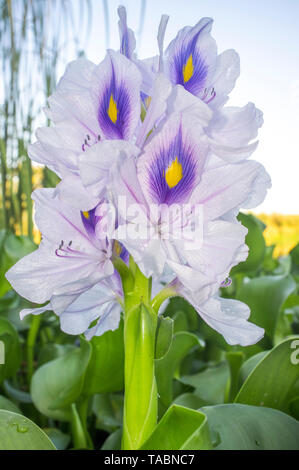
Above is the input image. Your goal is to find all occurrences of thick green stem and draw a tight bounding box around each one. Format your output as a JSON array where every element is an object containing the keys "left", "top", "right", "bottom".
[
  {"left": 114, "top": 256, "right": 179, "bottom": 449},
  {"left": 122, "top": 302, "right": 157, "bottom": 450},
  {"left": 77, "top": 396, "right": 93, "bottom": 449},
  {"left": 70, "top": 403, "right": 88, "bottom": 450},
  {"left": 116, "top": 258, "right": 157, "bottom": 450},
  {"left": 27, "top": 314, "right": 42, "bottom": 384},
  {"left": 151, "top": 286, "right": 177, "bottom": 314}
]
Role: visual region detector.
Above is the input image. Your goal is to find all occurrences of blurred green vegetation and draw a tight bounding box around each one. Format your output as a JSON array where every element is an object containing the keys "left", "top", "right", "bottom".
[{"left": 0, "top": 0, "right": 92, "bottom": 239}]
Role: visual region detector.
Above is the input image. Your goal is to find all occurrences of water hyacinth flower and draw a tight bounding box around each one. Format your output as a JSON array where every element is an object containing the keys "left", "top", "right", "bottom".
[
  {"left": 6, "top": 188, "right": 125, "bottom": 338},
  {"left": 6, "top": 6, "right": 271, "bottom": 450}
]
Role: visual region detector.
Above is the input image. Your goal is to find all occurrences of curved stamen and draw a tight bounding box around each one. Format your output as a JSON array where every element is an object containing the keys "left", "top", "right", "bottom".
[
  {"left": 82, "top": 134, "right": 101, "bottom": 152},
  {"left": 220, "top": 277, "right": 232, "bottom": 288},
  {"left": 206, "top": 88, "right": 216, "bottom": 104}
]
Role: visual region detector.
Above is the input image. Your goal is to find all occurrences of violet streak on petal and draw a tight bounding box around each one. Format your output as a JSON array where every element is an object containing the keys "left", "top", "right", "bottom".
[{"left": 166, "top": 18, "right": 214, "bottom": 96}]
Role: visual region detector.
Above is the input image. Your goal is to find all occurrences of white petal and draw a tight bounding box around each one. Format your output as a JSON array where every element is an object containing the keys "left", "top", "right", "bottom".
[
  {"left": 79, "top": 140, "right": 139, "bottom": 201},
  {"left": 55, "top": 174, "right": 99, "bottom": 211},
  {"left": 59, "top": 282, "right": 118, "bottom": 336},
  {"left": 20, "top": 304, "right": 51, "bottom": 321},
  {"left": 209, "top": 49, "right": 240, "bottom": 109},
  {"left": 208, "top": 103, "right": 263, "bottom": 161},
  {"left": 191, "top": 160, "right": 271, "bottom": 220},
  {"left": 84, "top": 302, "right": 122, "bottom": 340},
  {"left": 189, "top": 295, "right": 264, "bottom": 346}
]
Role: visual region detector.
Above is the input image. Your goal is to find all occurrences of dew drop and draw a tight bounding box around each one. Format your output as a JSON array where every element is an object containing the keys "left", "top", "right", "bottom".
[{"left": 17, "top": 425, "right": 28, "bottom": 433}]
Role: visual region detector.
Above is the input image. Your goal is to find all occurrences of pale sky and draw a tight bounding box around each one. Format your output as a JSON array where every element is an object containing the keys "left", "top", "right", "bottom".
[{"left": 55, "top": 0, "right": 299, "bottom": 214}]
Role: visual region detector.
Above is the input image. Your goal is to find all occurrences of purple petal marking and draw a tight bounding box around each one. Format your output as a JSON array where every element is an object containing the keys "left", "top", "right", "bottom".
[
  {"left": 80, "top": 207, "right": 99, "bottom": 238},
  {"left": 97, "top": 59, "right": 131, "bottom": 140},
  {"left": 168, "top": 21, "right": 212, "bottom": 95},
  {"left": 147, "top": 126, "right": 197, "bottom": 205}
]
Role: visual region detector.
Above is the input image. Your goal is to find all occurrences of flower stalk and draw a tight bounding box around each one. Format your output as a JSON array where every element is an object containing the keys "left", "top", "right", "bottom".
[
  {"left": 27, "top": 314, "right": 42, "bottom": 384},
  {"left": 118, "top": 258, "right": 158, "bottom": 450}
]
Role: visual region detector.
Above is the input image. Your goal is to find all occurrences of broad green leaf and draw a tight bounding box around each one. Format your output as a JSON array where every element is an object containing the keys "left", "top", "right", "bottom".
[
  {"left": 70, "top": 402, "right": 89, "bottom": 449},
  {"left": 0, "top": 317, "right": 21, "bottom": 384},
  {"left": 289, "top": 396, "right": 299, "bottom": 420},
  {"left": 202, "top": 404, "right": 299, "bottom": 450},
  {"left": 273, "top": 255, "right": 292, "bottom": 276},
  {"left": 290, "top": 243, "right": 299, "bottom": 276},
  {"left": 4, "top": 380, "right": 32, "bottom": 404},
  {"left": 0, "top": 291, "right": 31, "bottom": 331},
  {"left": 238, "top": 351, "right": 267, "bottom": 385},
  {"left": 225, "top": 351, "right": 244, "bottom": 402},
  {"left": 0, "top": 395, "right": 22, "bottom": 414},
  {"left": 37, "top": 343, "right": 76, "bottom": 367},
  {"left": 235, "top": 337, "right": 299, "bottom": 413},
  {"left": 31, "top": 339, "right": 91, "bottom": 421},
  {"left": 179, "top": 362, "right": 229, "bottom": 406},
  {"left": 155, "top": 316, "right": 173, "bottom": 359},
  {"left": 82, "top": 319, "right": 124, "bottom": 395},
  {"left": 172, "top": 393, "right": 206, "bottom": 410},
  {"left": 44, "top": 428, "right": 70, "bottom": 450},
  {"left": 262, "top": 245, "right": 278, "bottom": 273},
  {"left": 92, "top": 393, "right": 123, "bottom": 432},
  {"left": 140, "top": 404, "right": 212, "bottom": 450},
  {"left": 155, "top": 331, "right": 202, "bottom": 408},
  {"left": 172, "top": 310, "right": 189, "bottom": 333},
  {"left": 0, "top": 233, "right": 36, "bottom": 296},
  {"left": 164, "top": 297, "right": 199, "bottom": 331},
  {"left": 0, "top": 410, "right": 56, "bottom": 450},
  {"left": 101, "top": 428, "right": 122, "bottom": 450},
  {"left": 233, "top": 213, "right": 266, "bottom": 273},
  {"left": 236, "top": 274, "right": 296, "bottom": 343}
]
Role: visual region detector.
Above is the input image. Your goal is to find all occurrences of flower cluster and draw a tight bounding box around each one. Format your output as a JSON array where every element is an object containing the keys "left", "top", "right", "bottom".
[{"left": 6, "top": 6, "right": 271, "bottom": 346}]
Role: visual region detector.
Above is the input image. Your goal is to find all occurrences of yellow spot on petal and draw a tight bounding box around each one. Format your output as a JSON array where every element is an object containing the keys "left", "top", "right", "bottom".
[
  {"left": 82, "top": 211, "right": 90, "bottom": 219},
  {"left": 165, "top": 157, "right": 183, "bottom": 188},
  {"left": 145, "top": 96, "right": 152, "bottom": 109},
  {"left": 108, "top": 94, "right": 118, "bottom": 123},
  {"left": 183, "top": 54, "right": 194, "bottom": 83},
  {"left": 114, "top": 240, "right": 122, "bottom": 256}
]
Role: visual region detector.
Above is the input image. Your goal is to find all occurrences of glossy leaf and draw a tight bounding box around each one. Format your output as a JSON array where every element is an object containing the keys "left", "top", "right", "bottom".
[
  {"left": 31, "top": 339, "right": 91, "bottom": 421},
  {"left": 202, "top": 404, "right": 299, "bottom": 450},
  {"left": 225, "top": 351, "right": 244, "bottom": 402},
  {"left": 0, "top": 395, "right": 22, "bottom": 414},
  {"left": 235, "top": 337, "right": 299, "bottom": 413},
  {"left": 0, "top": 410, "right": 56, "bottom": 450},
  {"left": 0, "top": 233, "right": 36, "bottom": 296},
  {"left": 155, "top": 331, "right": 203, "bottom": 408},
  {"left": 236, "top": 274, "right": 296, "bottom": 343},
  {"left": 0, "top": 317, "right": 21, "bottom": 384},
  {"left": 4, "top": 380, "right": 32, "bottom": 404},
  {"left": 101, "top": 428, "right": 122, "bottom": 450},
  {"left": 92, "top": 393, "right": 123, "bottom": 432},
  {"left": 233, "top": 213, "right": 266, "bottom": 274},
  {"left": 238, "top": 351, "right": 267, "bottom": 385},
  {"left": 44, "top": 428, "right": 70, "bottom": 450},
  {"left": 140, "top": 404, "right": 212, "bottom": 450},
  {"left": 172, "top": 393, "right": 206, "bottom": 410},
  {"left": 155, "top": 316, "right": 173, "bottom": 359},
  {"left": 82, "top": 320, "right": 124, "bottom": 395},
  {"left": 179, "top": 362, "right": 229, "bottom": 406}
]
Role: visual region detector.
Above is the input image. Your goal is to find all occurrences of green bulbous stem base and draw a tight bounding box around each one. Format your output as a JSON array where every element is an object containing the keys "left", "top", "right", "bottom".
[{"left": 118, "top": 258, "right": 157, "bottom": 450}]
